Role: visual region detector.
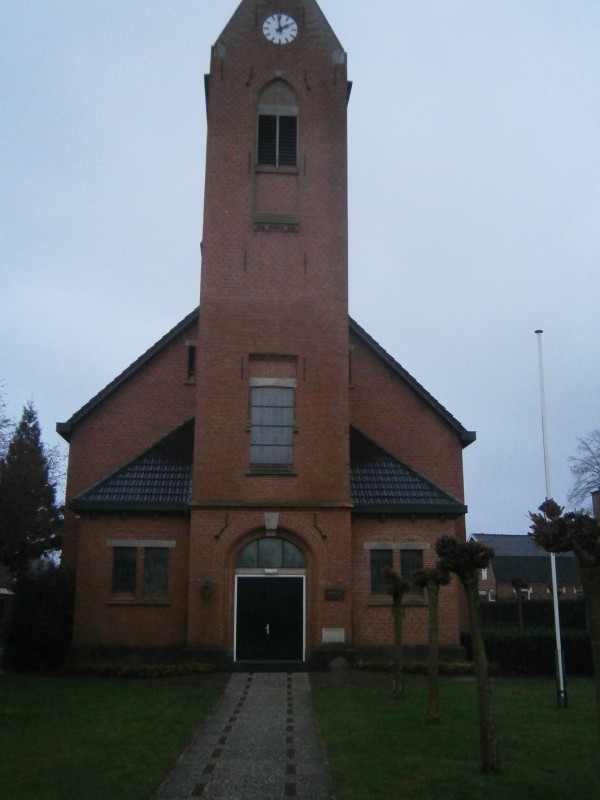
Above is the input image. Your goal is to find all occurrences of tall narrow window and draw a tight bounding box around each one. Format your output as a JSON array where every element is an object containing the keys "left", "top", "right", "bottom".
[
  {"left": 401, "top": 549, "right": 424, "bottom": 596},
  {"left": 370, "top": 549, "right": 393, "bottom": 595},
  {"left": 112, "top": 547, "right": 137, "bottom": 594},
  {"left": 186, "top": 342, "right": 197, "bottom": 379},
  {"left": 144, "top": 547, "right": 169, "bottom": 596},
  {"left": 250, "top": 384, "right": 294, "bottom": 465}
]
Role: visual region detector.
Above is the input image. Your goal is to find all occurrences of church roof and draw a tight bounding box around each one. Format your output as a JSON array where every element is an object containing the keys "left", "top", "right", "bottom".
[
  {"left": 70, "top": 422, "right": 466, "bottom": 516},
  {"left": 58, "top": 308, "right": 475, "bottom": 448},
  {"left": 350, "top": 428, "right": 467, "bottom": 515},
  {"left": 56, "top": 308, "right": 199, "bottom": 440},
  {"left": 70, "top": 419, "right": 194, "bottom": 513},
  {"left": 469, "top": 533, "right": 581, "bottom": 586},
  {"left": 349, "top": 318, "right": 475, "bottom": 447}
]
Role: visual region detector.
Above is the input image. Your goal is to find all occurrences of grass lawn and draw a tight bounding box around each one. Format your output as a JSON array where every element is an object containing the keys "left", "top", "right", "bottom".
[
  {"left": 0, "top": 673, "right": 223, "bottom": 800},
  {"left": 312, "top": 677, "right": 600, "bottom": 800}
]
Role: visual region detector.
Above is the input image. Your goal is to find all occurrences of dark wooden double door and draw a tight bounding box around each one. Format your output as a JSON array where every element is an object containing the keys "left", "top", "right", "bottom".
[{"left": 235, "top": 576, "right": 304, "bottom": 661}]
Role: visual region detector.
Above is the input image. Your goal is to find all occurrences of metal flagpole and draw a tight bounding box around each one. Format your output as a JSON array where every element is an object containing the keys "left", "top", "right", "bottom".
[{"left": 535, "top": 329, "right": 567, "bottom": 708}]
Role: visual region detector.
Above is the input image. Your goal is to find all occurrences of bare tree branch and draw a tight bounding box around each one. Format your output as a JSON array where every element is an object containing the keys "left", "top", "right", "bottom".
[{"left": 568, "top": 430, "right": 600, "bottom": 507}]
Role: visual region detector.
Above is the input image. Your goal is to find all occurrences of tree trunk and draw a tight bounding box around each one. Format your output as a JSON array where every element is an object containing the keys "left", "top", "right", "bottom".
[
  {"left": 581, "top": 564, "right": 600, "bottom": 745},
  {"left": 391, "top": 593, "right": 404, "bottom": 698},
  {"left": 464, "top": 578, "right": 501, "bottom": 773},
  {"left": 516, "top": 590, "right": 523, "bottom": 630},
  {"left": 426, "top": 581, "right": 441, "bottom": 723}
]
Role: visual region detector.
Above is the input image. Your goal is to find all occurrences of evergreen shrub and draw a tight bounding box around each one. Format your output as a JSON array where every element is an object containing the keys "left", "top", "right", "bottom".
[{"left": 2, "top": 565, "right": 74, "bottom": 672}]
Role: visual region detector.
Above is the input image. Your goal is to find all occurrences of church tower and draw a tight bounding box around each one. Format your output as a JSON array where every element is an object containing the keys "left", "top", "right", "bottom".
[
  {"left": 59, "top": 0, "right": 473, "bottom": 666},
  {"left": 189, "top": 0, "right": 354, "bottom": 660}
]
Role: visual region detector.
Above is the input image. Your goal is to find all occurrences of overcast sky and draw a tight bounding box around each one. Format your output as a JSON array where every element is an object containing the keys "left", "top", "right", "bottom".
[{"left": 2, "top": 1, "right": 599, "bottom": 535}]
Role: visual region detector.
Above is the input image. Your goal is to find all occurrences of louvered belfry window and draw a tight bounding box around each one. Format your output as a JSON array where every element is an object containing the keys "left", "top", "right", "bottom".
[
  {"left": 258, "top": 114, "right": 298, "bottom": 167},
  {"left": 257, "top": 80, "right": 298, "bottom": 168}
]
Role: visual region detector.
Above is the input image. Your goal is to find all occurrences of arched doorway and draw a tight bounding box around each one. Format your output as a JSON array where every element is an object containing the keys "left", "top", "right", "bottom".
[{"left": 234, "top": 537, "right": 305, "bottom": 662}]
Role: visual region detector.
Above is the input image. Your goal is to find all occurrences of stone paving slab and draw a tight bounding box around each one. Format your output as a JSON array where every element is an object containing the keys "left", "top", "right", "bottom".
[{"left": 151, "top": 672, "right": 336, "bottom": 800}]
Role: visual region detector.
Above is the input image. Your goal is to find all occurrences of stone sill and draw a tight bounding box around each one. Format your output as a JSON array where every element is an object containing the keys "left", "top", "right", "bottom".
[{"left": 107, "top": 598, "right": 170, "bottom": 606}]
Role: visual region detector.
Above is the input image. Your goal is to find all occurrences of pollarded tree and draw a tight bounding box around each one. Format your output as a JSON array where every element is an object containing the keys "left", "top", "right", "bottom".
[
  {"left": 529, "top": 499, "right": 600, "bottom": 743},
  {"left": 568, "top": 430, "right": 600, "bottom": 508},
  {"left": 383, "top": 567, "right": 410, "bottom": 698},
  {"left": 413, "top": 565, "right": 452, "bottom": 724},
  {"left": 435, "top": 536, "right": 500, "bottom": 773},
  {"left": 0, "top": 402, "right": 62, "bottom": 576}
]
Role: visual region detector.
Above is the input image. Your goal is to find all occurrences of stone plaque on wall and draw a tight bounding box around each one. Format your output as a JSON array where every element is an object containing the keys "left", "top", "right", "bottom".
[{"left": 322, "top": 627, "right": 346, "bottom": 644}]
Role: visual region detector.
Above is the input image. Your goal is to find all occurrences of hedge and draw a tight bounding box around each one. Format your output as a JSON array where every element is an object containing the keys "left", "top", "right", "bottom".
[
  {"left": 479, "top": 599, "right": 587, "bottom": 630},
  {"left": 462, "top": 628, "right": 593, "bottom": 676},
  {"left": 2, "top": 566, "right": 74, "bottom": 672}
]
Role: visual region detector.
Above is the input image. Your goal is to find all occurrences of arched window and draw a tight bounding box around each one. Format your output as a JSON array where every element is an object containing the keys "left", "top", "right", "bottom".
[
  {"left": 257, "top": 80, "right": 298, "bottom": 168},
  {"left": 236, "top": 537, "right": 305, "bottom": 568}
]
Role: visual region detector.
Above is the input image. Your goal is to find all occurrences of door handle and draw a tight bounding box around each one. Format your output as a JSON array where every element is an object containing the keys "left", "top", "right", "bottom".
[{"left": 265, "top": 624, "right": 270, "bottom": 635}]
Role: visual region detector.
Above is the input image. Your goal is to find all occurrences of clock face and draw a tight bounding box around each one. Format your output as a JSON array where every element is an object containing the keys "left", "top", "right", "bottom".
[{"left": 262, "top": 13, "right": 298, "bottom": 45}]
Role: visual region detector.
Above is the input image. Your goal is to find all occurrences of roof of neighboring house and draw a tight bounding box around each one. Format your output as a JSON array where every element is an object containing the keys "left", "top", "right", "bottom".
[
  {"left": 470, "top": 533, "right": 581, "bottom": 586},
  {"left": 70, "top": 423, "right": 467, "bottom": 516},
  {"left": 70, "top": 419, "right": 194, "bottom": 513},
  {"left": 57, "top": 309, "right": 475, "bottom": 448}
]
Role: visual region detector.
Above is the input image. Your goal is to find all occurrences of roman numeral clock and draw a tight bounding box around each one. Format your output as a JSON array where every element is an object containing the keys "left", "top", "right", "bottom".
[{"left": 262, "top": 12, "right": 299, "bottom": 45}]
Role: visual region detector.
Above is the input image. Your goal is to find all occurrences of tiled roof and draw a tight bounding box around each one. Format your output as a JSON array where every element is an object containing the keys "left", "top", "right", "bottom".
[
  {"left": 70, "top": 419, "right": 194, "bottom": 513},
  {"left": 470, "top": 534, "right": 581, "bottom": 586},
  {"left": 71, "top": 423, "right": 465, "bottom": 516},
  {"left": 350, "top": 428, "right": 467, "bottom": 515},
  {"left": 471, "top": 533, "right": 544, "bottom": 557}
]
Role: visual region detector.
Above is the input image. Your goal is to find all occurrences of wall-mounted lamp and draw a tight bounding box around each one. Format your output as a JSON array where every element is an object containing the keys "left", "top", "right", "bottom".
[{"left": 201, "top": 580, "right": 212, "bottom": 601}]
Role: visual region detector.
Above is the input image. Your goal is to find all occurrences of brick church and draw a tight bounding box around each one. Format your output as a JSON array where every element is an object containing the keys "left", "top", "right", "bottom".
[{"left": 59, "top": 0, "right": 475, "bottom": 665}]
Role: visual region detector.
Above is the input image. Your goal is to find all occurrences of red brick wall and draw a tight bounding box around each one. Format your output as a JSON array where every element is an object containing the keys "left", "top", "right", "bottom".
[
  {"left": 351, "top": 516, "right": 463, "bottom": 648},
  {"left": 61, "top": 321, "right": 197, "bottom": 571},
  {"left": 187, "top": 508, "right": 353, "bottom": 656},
  {"left": 71, "top": 514, "right": 189, "bottom": 648},
  {"left": 64, "top": 323, "right": 197, "bottom": 499},
  {"left": 350, "top": 328, "right": 467, "bottom": 503}
]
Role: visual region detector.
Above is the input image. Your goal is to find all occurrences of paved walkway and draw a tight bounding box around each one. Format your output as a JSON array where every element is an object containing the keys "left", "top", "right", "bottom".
[{"left": 151, "top": 672, "right": 336, "bottom": 800}]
